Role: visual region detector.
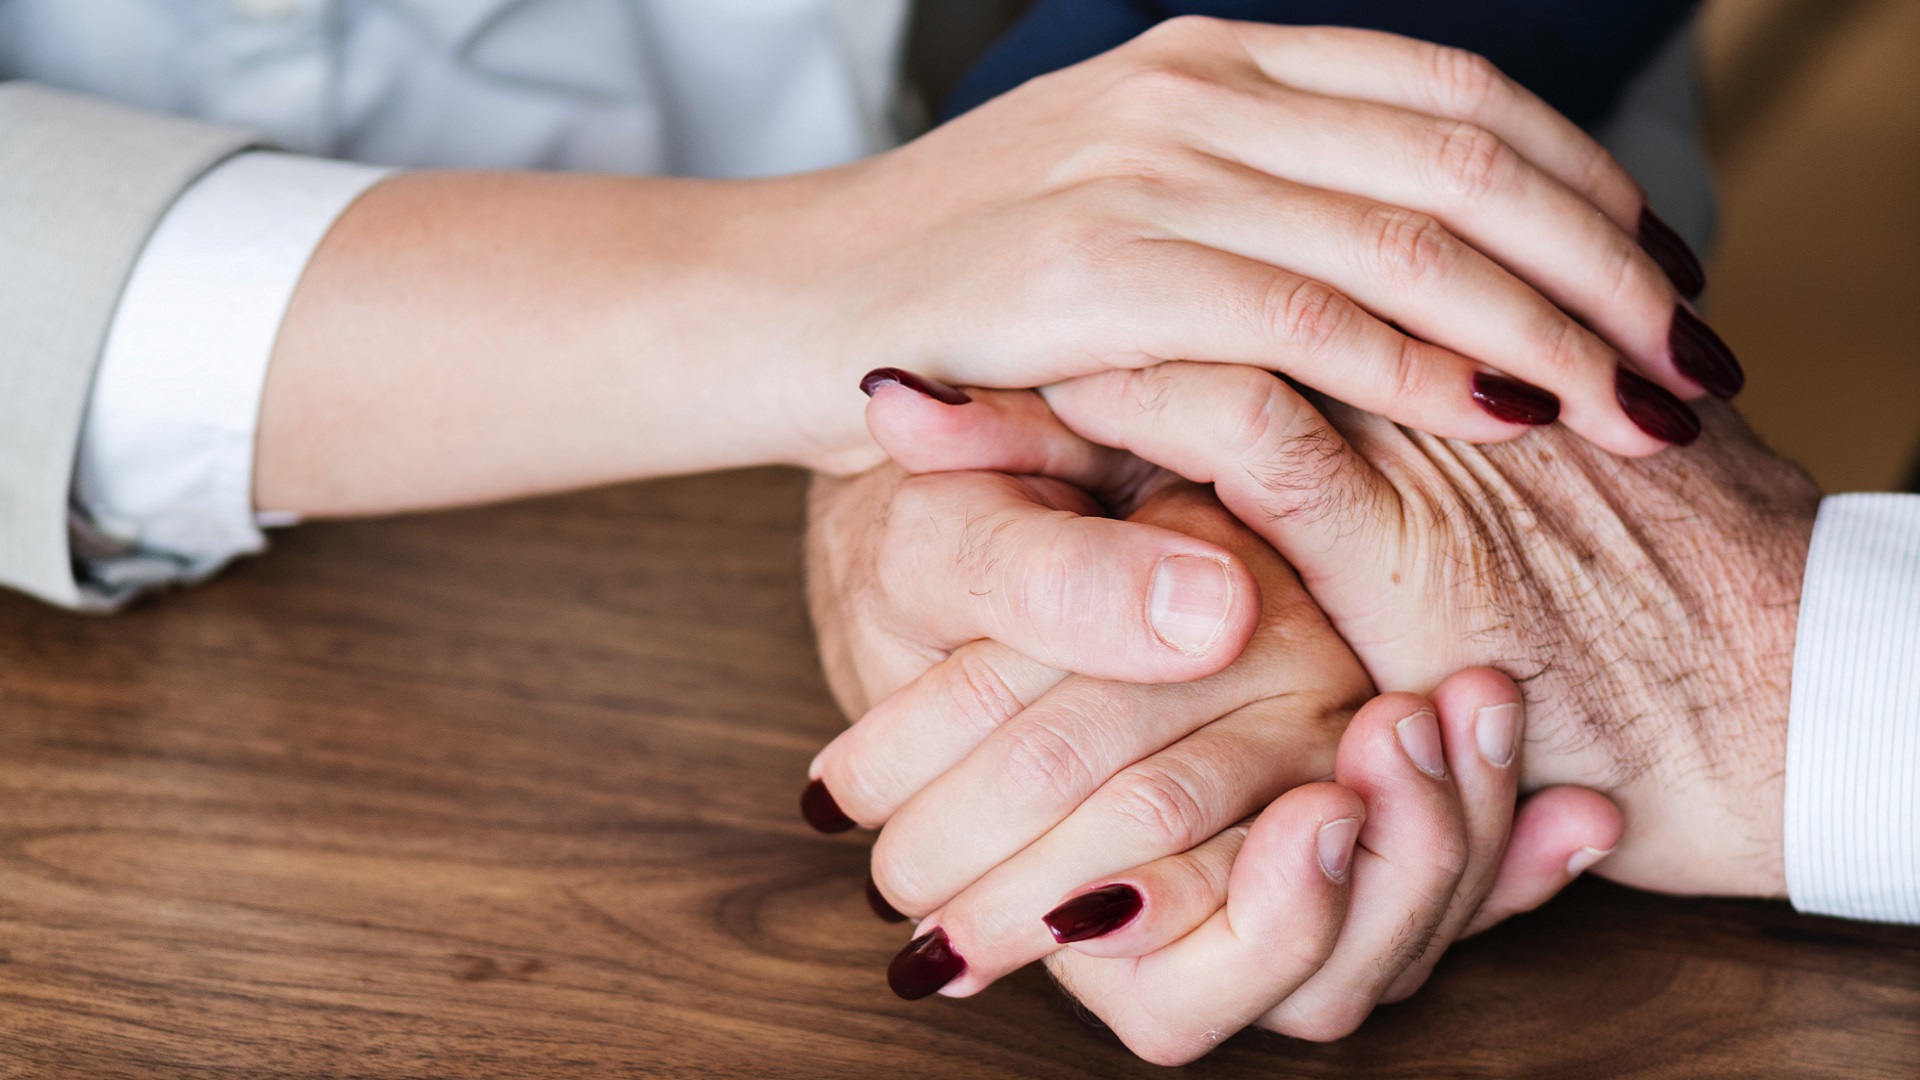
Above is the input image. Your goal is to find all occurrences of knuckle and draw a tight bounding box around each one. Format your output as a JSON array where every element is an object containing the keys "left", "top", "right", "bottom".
[
  {"left": 1256, "top": 275, "right": 1356, "bottom": 356},
  {"left": 1425, "top": 44, "right": 1506, "bottom": 119},
  {"left": 1532, "top": 310, "right": 1594, "bottom": 382},
  {"left": 1137, "top": 13, "right": 1228, "bottom": 50},
  {"left": 1212, "top": 369, "right": 1284, "bottom": 458},
  {"left": 1385, "top": 331, "right": 1436, "bottom": 408},
  {"left": 1005, "top": 518, "right": 1087, "bottom": 640},
  {"left": 998, "top": 718, "right": 1100, "bottom": 811},
  {"left": 868, "top": 835, "right": 942, "bottom": 914},
  {"left": 1124, "top": 1026, "right": 1217, "bottom": 1068},
  {"left": 1283, "top": 1002, "right": 1374, "bottom": 1044},
  {"left": 1109, "top": 60, "right": 1217, "bottom": 113},
  {"left": 942, "top": 648, "right": 1028, "bottom": 738},
  {"left": 1428, "top": 119, "right": 1515, "bottom": 205},
  {"left": 1364, "top": 205, "right": 1459, "bottom": 291},
  {"left": 1104, "top": 764, "right": 1210, "bottom": 853}
]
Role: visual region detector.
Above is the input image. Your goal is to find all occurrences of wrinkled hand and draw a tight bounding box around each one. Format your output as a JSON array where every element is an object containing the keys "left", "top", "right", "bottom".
[{"left": 861, "top": 366, "right": 1818, "bottom": 897}]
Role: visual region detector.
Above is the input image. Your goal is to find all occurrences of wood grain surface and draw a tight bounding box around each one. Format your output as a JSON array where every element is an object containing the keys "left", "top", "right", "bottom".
[{"left": 2, "top": 467, "right": 1917, "bottom": 1078}]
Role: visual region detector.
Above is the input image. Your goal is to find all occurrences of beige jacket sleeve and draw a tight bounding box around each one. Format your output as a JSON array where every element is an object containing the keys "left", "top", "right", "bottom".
[{"left": 0, "top": 83, "right": 257, "bottom": 608}]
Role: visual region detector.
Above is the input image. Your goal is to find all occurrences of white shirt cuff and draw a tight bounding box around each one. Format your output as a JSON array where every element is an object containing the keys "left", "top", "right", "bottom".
[
  {"left": 1785, "top": 493, "right": 1920, "bottom": 923},
  {"left": 72, "top": 150, "right": 394, "bottom": 601}
]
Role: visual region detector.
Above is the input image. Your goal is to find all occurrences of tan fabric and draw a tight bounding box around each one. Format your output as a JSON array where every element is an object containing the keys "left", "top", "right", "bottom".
[{"left": 0, "top": 83, "right": 255, "bottom": 607}]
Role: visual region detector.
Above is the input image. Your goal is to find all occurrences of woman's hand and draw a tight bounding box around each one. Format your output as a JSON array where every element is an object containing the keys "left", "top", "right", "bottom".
[
  {"left": 259, "top": 19, "right": 1733, "bottom": 515},
  {"left": 791, "top": 18, "right": 1735, "bottom": 466}
]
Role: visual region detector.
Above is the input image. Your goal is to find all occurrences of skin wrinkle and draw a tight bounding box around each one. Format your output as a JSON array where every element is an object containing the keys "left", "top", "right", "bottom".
[{"left": 1316, "top": 403, "right": 1815, "bottom": 893}]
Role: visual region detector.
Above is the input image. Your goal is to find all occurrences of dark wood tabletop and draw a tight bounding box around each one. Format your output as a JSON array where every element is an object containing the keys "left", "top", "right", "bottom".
[{"left": 3, "top": 467, "right": 1917, "bottom": 1079}]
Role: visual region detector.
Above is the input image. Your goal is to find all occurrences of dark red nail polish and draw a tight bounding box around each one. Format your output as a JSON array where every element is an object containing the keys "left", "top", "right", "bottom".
[
  {"left": 1638, "top": 206, "right": 1705, "bottom": 299},
  {"left": 800, "top": 779, "right": 855, "bottom": 834},
  {"left": 858, "top": 367, "right": 971, "bottom": 405},
  {"left": 866, "top": 877, "right": 908, "bottom": 923},
  {"left": 1470, "top": 373, "right": 1560, "bottom": 426},
  {"left": 888, "top": 927, "right": 967, "bottom": 1000},
  {"left": 1042, "top": 884, "right": 1143, "bottom": 944},
  {"left": 1668, "top": 306, "right": 1744, "bottom": 399},
  {"left": 1616, "top": 368, "right": 1701, "bottom": 446}
]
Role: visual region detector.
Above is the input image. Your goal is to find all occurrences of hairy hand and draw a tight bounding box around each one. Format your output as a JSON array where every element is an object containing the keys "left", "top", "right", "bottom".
[{"left": 1005, "top": 366, "right": 1821, "bottom": 896}]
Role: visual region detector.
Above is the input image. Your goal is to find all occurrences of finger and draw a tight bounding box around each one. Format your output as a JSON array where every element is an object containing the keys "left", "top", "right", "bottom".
[
  {"left": 1147, "top": 163, "right": 1669, "bottom": 446},
  {"left": 885, "top": 681, "right": 1346, "bottom": 994},
  {"left": 1379, "top": 667, "right": 1525, "bottom": 1003},
  {"left": 1463, "top": 785, "right": 1623, "bottom": 938},
  {"left": 862, "top": 375, "right": 1146, "bottom": 493},
  {"left": 1033, "top": 783, "right": 1362, "bottom": 1066},
  {"left": 1226, "top": 25, "right": 1645, "bottom": 233},
  {"left": 1037, "top": 819, "right": 1248, "bottom": 960},
  {"left": 1041, "top": 363, "right": 1408, "bottom": 611},
  {"left": 873, "top": 468, "right": 1260, "bottom": 682},
  {"left": 813, "top": 639, "right": 1063, "bottom": 830},
  {"left": 1259, "top": 693, "right": 1468, "bottom": 1042},
  {"left": 1184, "top": 72, "right": 1727, "bottom": 409},
  {"left": 1087, "top": 240, "right": 1640, "bottom": 451},
  {"left": 1226, "top": 24, "right": 1713, "bottom": 304}
]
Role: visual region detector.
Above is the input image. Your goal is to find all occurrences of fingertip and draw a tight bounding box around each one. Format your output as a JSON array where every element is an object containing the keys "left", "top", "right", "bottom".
[
  {"left": 1428, "top": 667, "right": 1523, "bottom": 771},
  {"left": 1339, "top": 692, "right": 1447, "bottom": 785}
]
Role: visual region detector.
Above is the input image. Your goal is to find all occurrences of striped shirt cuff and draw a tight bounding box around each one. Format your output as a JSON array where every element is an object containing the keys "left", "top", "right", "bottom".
[{"left": 1785, "top": 493, "right": 1920, "bottom": 922}]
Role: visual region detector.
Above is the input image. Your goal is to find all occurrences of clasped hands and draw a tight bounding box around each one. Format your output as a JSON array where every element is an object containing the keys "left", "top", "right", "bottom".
[
  {"left": 806, "top": 366, "right": 1814, "bottom": 1063},
  {"left": 778, "top": 17, "right": 1818, "bottom": 1066}
]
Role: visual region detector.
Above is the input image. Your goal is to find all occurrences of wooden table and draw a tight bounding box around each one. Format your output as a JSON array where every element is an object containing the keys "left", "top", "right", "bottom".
[{"left": 3, "top": 468, "right": 1916, "bottom": 1078}]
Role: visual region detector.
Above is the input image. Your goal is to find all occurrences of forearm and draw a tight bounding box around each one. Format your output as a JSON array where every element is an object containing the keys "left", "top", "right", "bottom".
[{"left": 254, "top": 168, "right": 879, "bottom": 517}]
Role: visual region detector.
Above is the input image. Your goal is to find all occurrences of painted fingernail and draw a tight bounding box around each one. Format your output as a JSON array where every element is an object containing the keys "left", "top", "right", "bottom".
[
  {"left": 1317, "top": 817, "right": 1361, "bottom": 882},
  {"left": 1616, "top": 368, "right": 1701, "bottom": 446},
  {"left": 1470, "top": 373, "right": 1560, "bottom": 426},
  {"left": 887, "top": 927, "right": 967, "bottom": 1000},
  {"left": 858, "top": 367, "right": 971, "bottom": 405},
  {"left": 1396, "top": 709, "right": 1448, "bottom": 779},
  {"left": 1638, "top": 206, "right": 1705, "bottom": 299},
  {"left": 800, "top": 779, "right": 855, "bottom": 833},
  {"left": 1474, "top": 702, "right": 1521, "bottom": 768},
  {"left": 866, "top": 876, "right": 909, "bottom": 923},
  {"left": 1566, "top": 845, "right": 1614, "bottom": 876},
  {"left": 1042, "top": 884, "right": 1143, "bottom": 944},
  {"left": 1149, "top": 555, "right": 1233, "bottom": 655},
  {"left": 1668, "top": 306, "right": 1744, "bottom": 399}
]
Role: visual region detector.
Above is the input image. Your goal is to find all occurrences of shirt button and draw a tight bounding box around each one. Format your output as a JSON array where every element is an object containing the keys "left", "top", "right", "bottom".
[{"left": 230, "top": 0, "right": 307, "bottom": 23}]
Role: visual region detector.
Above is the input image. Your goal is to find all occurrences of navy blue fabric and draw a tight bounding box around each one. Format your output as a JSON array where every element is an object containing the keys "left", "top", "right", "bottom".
[{"left": 943, "top": 0, "right": 1700, "bottom": 128}]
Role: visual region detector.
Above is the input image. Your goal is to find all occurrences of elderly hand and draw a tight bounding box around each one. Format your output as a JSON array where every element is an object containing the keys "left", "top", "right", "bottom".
[{"left": 858, "top": 366, "right": 1818, "bottom": 898}]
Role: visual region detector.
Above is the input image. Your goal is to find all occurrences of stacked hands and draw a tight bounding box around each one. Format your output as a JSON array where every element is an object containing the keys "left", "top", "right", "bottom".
[{"left": 777, "top": 18, "right": 1820, "bottom": 1066}]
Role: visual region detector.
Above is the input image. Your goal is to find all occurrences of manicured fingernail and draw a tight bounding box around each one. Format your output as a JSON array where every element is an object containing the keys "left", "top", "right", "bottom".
[
  {"left": 887, "top": 927, "right": 967, "bottom": 1000},
  {"left": 1042, "top": 884, "right": 1143, "bottom": 944},
  {"left": 1668, "top": 306, "right": 1744, "bottom": 399},
  {"left": 1567, "top": 845, "right": 1614, "bottom": 876},
  {"left": 1616, "top": 368, "right": 1701, "bottom": 446},
  {"left": 1474, "top": 702, "right": 1521, "bottom": 768},
  {"left": 866, "top": 876, "right": 908, "bottom": 923},
  {"left": 1638, "top": 206, "right": 1705, "bottom": 299},
  {"left": 858, "top": 367, "right": 971, "bottom": 405},
  {"left": 800, "top": 779, "right": 855, "bottom": 833},
  {"left": 1396, "top": 709, "right": 1448, "bottom": 779},
  {"left": 1317, "top": 817, "right": 1361, "bottom": 881},
  {"left": 1470, "top": 373, "right": 1560, "bottom": 426},
  {"left": 1149, "top": 555, "right": 1233, "bottom": 655}
]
